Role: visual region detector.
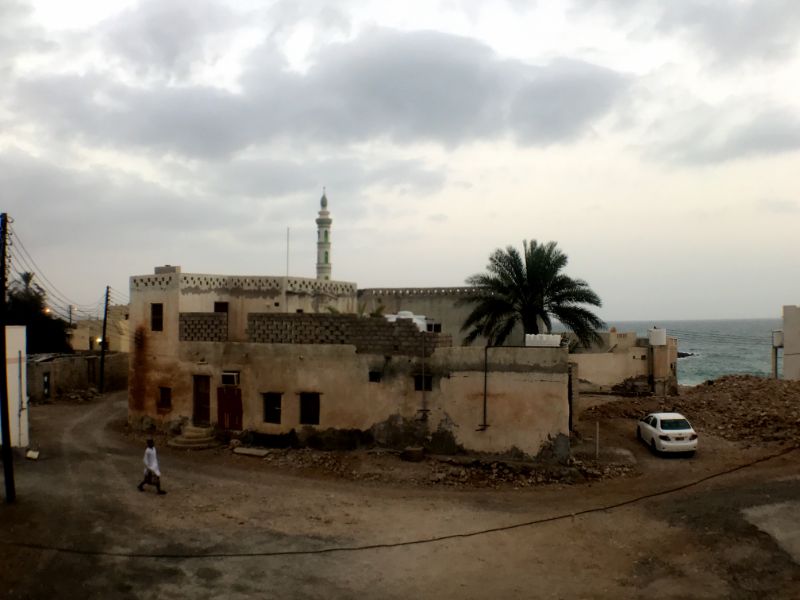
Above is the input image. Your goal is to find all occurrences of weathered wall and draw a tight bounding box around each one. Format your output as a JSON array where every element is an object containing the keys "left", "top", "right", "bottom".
[
  {"left": 27, "top": 352, "right": 129, "bottom": 402},
  {"left": 246, "top": 313, "right": 452, "bottom": 355},
  {"left": 4, "top": 326, "right": 28, "bottom": 447},
  {"left": 568, "top": 332, "right": 677, "bottom": 395},
  {"left": 784, "top": 305, "right": 800, "bottom": 380},
  {"left": 129, "top": 270, "right": 358, "bottom": 347},
  {"left": 131, "top": 342, "right": 569, "bottom": 459},
  {"left": 571, "top": 349, "right": 649, "bottom": 392}
]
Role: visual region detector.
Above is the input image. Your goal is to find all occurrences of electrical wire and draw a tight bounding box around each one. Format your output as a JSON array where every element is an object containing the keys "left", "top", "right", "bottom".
[
  {"left": 7, "top": 225, "right": 108, "bottom": 311},
  {"left": 1, "top": 445, "right": 796, "bottom": 560}
]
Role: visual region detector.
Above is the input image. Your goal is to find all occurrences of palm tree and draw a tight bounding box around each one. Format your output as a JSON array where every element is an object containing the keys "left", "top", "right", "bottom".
[{"left": 460, "top": 240, "right": 604, "bottom": 347}]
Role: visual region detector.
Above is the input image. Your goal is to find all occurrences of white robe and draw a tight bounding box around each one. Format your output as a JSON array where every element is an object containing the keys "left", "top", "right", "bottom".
[{"left": 143, "top": 446, "right": 161, "bottom": 477}]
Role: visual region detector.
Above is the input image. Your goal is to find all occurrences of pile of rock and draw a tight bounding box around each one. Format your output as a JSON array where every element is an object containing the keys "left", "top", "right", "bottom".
[
  {"left": 587, "top": 375, "right": 800, "bottom": 444},
  {"left": 237, "top": 445, "right": 632, "bottom": 488},
  {"left": 57, "top": 388, "right": 100, "bottom": 403},
  {"left": 425, "top": 457, "right": 632, "bottom": 488},
  {"left": 676, "top": 375, "right": 800, "bottom": 443}
]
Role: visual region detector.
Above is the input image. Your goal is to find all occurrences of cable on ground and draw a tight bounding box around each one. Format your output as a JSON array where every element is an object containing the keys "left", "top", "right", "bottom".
[{"left": 2, "top": 445, "right": 796, "bottom": 561}]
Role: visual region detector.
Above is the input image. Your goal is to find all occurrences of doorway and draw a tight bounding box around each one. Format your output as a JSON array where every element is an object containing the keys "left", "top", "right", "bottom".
[
  {"left": 192, "top": 375, "right": 211, "bottom": 426},
  {"left": 217, "top": 386, "right": 243, "bottom": 430}
]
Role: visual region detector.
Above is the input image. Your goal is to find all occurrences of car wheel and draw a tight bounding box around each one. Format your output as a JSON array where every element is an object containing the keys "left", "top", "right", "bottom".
[
  {"left": 650, "top": 438, "right": 657, "bottom": 454},
  {"left": 636, "top": 427, "right": 642, "bottom": 441}
]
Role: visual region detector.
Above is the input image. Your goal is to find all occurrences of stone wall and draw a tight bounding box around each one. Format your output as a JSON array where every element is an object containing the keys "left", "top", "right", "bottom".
[
  {"left": 27, "top": 352, "right": 129, "bottom": 402},
  {"left": 247, "top": 313, "right": 452, "bottom": 357}
]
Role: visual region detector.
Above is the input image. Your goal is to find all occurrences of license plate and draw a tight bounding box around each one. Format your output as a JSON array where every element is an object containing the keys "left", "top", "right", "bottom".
[{"left": 675, "top": 437, "right": 684, "bottom": 441}]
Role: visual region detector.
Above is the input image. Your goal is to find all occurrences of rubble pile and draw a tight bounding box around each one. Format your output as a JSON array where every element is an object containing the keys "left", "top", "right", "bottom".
[
  {"left": 237, "top": 447, "right": 632, "bottom": 488},
  {"left": 588, "top": 375, "right": 800, "bottom": 444},
  {"left": 56, "top": 388, "right": 100, "bottom": 403},
  {"left": 425, "top": 458, "right": 632, "bottom": 488}
]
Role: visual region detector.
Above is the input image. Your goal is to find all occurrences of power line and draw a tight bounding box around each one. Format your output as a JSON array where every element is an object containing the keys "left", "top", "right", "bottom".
[{"left": 7, "top": 226, "right": 105, "bottom": 310}]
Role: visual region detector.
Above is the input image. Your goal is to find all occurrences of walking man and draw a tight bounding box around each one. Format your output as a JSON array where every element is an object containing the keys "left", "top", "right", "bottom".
[{"left": 137, "top": 438, "right": 167, "bottom": 495}]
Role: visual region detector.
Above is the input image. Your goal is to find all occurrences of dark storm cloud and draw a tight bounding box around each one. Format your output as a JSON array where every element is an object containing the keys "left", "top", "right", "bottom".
[
  {"left": 574, "top": 0, "right": 800, "bottom": 64},
  {"left": 10, "top": 27, "right": 629, "bottom": 158}
]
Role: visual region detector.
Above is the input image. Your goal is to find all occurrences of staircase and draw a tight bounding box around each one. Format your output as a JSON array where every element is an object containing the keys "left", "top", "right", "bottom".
[{"left": 167, "top": 424, "right": 219, "bottom": 450}]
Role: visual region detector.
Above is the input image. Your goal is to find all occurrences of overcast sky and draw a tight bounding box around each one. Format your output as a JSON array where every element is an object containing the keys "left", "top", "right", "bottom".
[{"left": 1, "top": 0, "right": 798, "bottom": 320}]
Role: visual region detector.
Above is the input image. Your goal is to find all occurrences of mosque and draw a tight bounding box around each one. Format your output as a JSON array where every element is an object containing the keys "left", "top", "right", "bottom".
[{"left": 125, "top": 191, "right": 676, "bottom": 458}]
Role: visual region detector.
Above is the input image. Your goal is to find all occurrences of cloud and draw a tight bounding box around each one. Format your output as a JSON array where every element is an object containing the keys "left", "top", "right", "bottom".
[
  {"left": 650, "top": 105, "right": 800, "bottom": 164},
  {"left": 573, "top": 0, "right": 800, "bottom": 65},
  {"left": 99, "top": 0, "right": 244, "bottom": 77},
  {"left": 10, "top": 27, "right": 630, "bottom": 158},
  {"left": 758, "top": 199, "right": 799, "bottom": 214},
  {"left": 510, "top": 59, "right": 628, "bottom": 144},
  {"left": 210, "top": 156, "right": 446, "bottom": 200}
]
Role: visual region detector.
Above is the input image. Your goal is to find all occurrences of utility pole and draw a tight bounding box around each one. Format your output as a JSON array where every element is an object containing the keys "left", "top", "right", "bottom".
[
  {"left": 0, "top": 213, "right": 16, "bottom": 503},
  {"left": 98, "top": 286, "right": 109, "bottom": 393}
]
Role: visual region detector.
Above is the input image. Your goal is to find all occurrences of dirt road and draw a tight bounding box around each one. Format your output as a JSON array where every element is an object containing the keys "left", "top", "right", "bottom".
[{"left": 1, "top": 393, "right": 799, "bottom": 599}]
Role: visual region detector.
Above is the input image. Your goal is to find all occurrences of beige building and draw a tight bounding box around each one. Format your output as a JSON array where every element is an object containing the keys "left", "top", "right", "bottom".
[
  {"left": 567, "top": 329, "right": 678, "bottom": 395},
  {"left": 70, "top": 304, "right": 130, "bottom": 352},
  {"left": 359, "top": 288, "right": 677, "bottom": 395},
  {"left": 781, "top": 305, "right": 800, "bottom": 380},
  {"left": 128, "top": 268, "right": 571, "bottom": 459}
]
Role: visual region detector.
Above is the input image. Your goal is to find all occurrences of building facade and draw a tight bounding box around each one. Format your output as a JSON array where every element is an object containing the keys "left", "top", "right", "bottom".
[{"left": 128, "top": 267, "right": 571, "bottom": 458}]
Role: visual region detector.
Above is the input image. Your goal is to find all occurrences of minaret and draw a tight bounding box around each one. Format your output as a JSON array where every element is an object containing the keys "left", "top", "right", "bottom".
[{"left": 315, "top": 188, "right": 332, "bottom": 280}]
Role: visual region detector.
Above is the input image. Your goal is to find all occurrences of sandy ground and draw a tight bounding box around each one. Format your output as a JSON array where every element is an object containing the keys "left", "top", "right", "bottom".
[{"left": 1, "top": 391, "right": 799, "bottom": 599}]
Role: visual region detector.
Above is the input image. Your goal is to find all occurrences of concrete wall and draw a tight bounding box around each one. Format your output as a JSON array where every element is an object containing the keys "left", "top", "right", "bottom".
[
  {"left": 567, "top": 332, "right": 678, "bottom": 395},
  {"left": 27, "top": 352, "right": 129, "bottom": 402},
  {"left": 784, "top": 305, "right": 800, "bottom": 380},
  {"left": 3, "top": 326, "right": 29, "bottom": 447},
  {"left": 358, "top": 288, "right": 524, "bottom": 346},
  {"left": 130, "top": 339, "right": 570, "bottom": 459}
]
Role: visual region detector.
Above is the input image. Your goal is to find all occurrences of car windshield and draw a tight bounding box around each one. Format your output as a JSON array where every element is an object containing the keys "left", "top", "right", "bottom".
[{"left": 661, "top": 418, "right": 691, "bottom": 431}]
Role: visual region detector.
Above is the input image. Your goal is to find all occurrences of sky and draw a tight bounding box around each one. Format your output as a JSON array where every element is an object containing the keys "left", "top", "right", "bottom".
[{"left": 1, "top": 0, "right": 798, "bottom": 321}]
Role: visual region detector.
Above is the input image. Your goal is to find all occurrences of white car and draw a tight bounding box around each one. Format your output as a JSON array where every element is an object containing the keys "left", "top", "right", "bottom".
[{"left": 636, "top": 412, "right": 698, "bottom": 455}]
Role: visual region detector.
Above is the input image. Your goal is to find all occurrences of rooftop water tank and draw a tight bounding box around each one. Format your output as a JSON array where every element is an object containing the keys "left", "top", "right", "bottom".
[
  {"left": 525, "top": 334, "right": 562, "bottom": 347},
  {"left": 386, "top": 312, "right": 427, "bottom": 332},
  {"left": 773, "top": 330, "right": 784, "bottom": 348},
  {"left": 648, "top": 327, "right": 667, "bottom": 346}
]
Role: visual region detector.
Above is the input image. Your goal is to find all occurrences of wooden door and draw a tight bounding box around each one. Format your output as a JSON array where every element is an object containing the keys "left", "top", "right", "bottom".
[
  {"left": 193, "top": 375, "right": 211, "bottom": 426},
  {"left": 217, "top": 386, "right": 243, "bottom": 430}
]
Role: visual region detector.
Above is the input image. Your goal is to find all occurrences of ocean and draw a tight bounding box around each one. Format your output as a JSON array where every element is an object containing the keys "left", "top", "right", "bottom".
[{"left": 607, "top": 319, "right": 781, "bottom": 386}]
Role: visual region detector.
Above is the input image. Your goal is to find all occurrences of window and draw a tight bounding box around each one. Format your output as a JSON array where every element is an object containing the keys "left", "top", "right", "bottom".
[
  {"left": 368, "top": 371, "right": 382, "bottom": 383},
  {"left": 324, "top": 230, "right": 329, "bottom": 242},
  {"left": 426, "top": 323, "right": 442, "bottom": 333},
  {"left": 151, "top": 303, "right": 163, "bottom": 331},
  {"left": 214, "top": 302, "right": 229, "bottom": 313},
  {"left": 324, "top": 251, "right": 329, "bottom": 264},
  {"left": 263, "top": 392, "right": 282, "bottom": 424},
  {"left": 221, "top": 371, "right": 240, "bottom": 386},
  {"left": 158, "top": 387, "right": 172, "bottom": 411},
  {"left": 414, "top": 374, "right": 433, "bottom": 391},
  {"left": 299, "top": 392, "right": 320, "bottom": 425}
]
